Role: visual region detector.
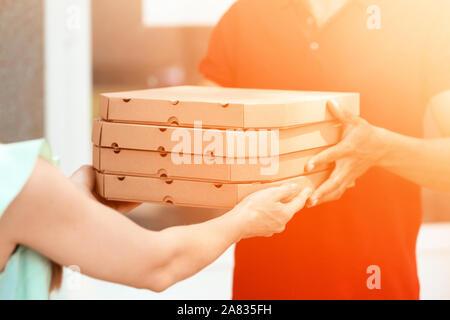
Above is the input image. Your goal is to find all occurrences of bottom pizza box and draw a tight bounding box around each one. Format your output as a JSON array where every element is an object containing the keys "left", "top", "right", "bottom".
[
  {"left": 96, "top": 170, "right": 330, "bottom": 209},
  {"left": 93, "top": 145, "right": 331, "bottom": 183}
]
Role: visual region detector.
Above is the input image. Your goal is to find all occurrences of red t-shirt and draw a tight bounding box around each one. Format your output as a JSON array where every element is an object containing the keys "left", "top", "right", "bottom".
[{"left": 199, "top": 0, "right": 450, "bottom": 299}]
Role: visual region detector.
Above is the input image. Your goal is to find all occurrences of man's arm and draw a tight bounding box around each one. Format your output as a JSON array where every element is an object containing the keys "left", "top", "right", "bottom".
[
  {"left": 377, "top": 91, "right": 450, "bottom": 191},
  {"left": 0, "top": 159, "right": 310, "bottom": 292},
  {"left": 376, "top": 131, "right": 450, "bottom": 193},
  {"left": 430, "top": 91, "right": 450, "bottom": 137},
  {"left": 305, "top": 92, "right": 450, "bottom": 207}
]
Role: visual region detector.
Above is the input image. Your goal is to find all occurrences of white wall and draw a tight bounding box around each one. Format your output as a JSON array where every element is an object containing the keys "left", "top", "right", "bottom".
[
  {"left": 44, "top": 0, "right": 92, "bottom": 175},
  {"left": 417, "top": 223, "right": 450, "bottom": 300},
  {"left": 142, "top": 0, "right": 236, "bottom": 27}
]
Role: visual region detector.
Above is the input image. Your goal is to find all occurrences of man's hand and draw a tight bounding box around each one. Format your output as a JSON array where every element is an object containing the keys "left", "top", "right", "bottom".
[
  {"left": 305, "top": 100, "right": 387, "bottom": 207},
  {"left": 70, "top": 165, "right": 141, "bottom": 214}
]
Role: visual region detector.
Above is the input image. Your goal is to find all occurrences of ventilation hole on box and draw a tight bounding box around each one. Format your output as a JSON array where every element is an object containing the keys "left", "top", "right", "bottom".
[
  {"left": 123, "top": 98, "right": 131, "bottom": 103},
  {"left": 159, "top": 127, "right": 167, "bottom": 132},
  {"left": 167, "top": 116, "right": 179, "bottom": 127},
  {"left": 221, "top": 103, "right": 230, "bottom": 108},
  {"left": 118, "top": 176, "right": 125, "bottom": 181},
  {"left": 171, "top": 100, "right": 180, "bottom": 106},
  {"left": 111, "top": 143, "right": 120, "bottom": 154},
  {"left": 157, "top": 168, "right": 168, "bottom": 176},
  {"left": 165, "top": 179, "right": 173, "bottom": 185},
  {"left": 163, "top": 196, "right": 174, "bottom": 205},
  {"left": 157, "top": 146, "right": 168, "bottom": 157},
  {"left": 160, "top": 173, "right": 168, "bottom": 179},
  {"left": 214, "top": 184, "right": 223, "bottom": 189}
]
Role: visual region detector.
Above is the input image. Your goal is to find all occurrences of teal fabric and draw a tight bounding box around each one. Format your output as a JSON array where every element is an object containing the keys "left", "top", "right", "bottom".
[{"left": 0, "top": 139, "right": 54, "bottom": 300}]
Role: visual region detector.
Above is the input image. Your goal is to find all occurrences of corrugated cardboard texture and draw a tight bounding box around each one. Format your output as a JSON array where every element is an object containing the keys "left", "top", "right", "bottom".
[
  {"left": 99, "top": 86, "right": 359, "bottom": 129},
  {"left": 93, "top": 145, "right": 331, "bottom": 183},
  {"left": 92, "top": 119, "right": 342, "bottom": 157},
  {"left": 95, "top": 170, "right": 330, "bottom": 208}
]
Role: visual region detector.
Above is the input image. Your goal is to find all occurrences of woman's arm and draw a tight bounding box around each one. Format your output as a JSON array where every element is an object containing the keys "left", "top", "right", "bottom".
[{"left": 0, "top": 158, "right": 310, "bottom": 292}]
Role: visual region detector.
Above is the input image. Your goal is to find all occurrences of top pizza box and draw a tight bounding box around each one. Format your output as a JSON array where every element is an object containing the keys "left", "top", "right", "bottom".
[{"left": 99, "top": 86, "right": 359, "bottom": 129}]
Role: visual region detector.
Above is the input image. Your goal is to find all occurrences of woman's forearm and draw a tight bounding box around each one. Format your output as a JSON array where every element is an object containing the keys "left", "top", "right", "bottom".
[
  {"left": 3, "top": 158, "right": 306, "bottom": 293},
  {"left": 2, "top": 158, "right": 242, "bottom": 292},
  {"left": 376, "top": 127, "right": 450, "bottom": 192},
  {"left": 144, "top": 209, "right": 243, "bottom": 292}
]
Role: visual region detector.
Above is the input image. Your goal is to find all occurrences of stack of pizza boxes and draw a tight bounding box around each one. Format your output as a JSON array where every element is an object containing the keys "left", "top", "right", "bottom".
[{"left": 93, "top": 86, "right": 359, "bottom": 208}]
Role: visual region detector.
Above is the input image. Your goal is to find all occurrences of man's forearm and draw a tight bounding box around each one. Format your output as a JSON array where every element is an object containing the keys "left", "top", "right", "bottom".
[{"left": 376, "top": 127, "right": 450, "bottom": 192}]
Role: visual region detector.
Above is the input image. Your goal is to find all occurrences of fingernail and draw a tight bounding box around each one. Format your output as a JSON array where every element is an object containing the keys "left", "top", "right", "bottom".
[
  {"left": 303, "top": 187, "right": 313, "bottom": 196},
  {"left": 308, "top": 198, "right": 318, "bottom": 208},
  {"left": 329, "top": 99, "right": 339, "bottom": 107},
  {"left": 306, "top": 162, "right": 315, "bottom": 172},
  {"left": 290, "top": 183, "right": 300, "bottom": 190}
]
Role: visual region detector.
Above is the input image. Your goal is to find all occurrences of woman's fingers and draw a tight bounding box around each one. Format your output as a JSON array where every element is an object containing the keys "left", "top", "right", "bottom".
[
  {"left": 307, "top": 168, "right": 346, "bottom": 207},
  {"left": 235, "top": 184, "right": 315, "bottom": 238},
  {"left": 284, "top": 187, "right": 313, "bottom": 216},
  {"left": 70, "top": 165, "right": 96, "bottom": 196},
  {"left": 70, "top": 165, "right": 141, "bottom": 214},
  {"left": 106, "top": 201, "right": 142, "bottom": 214},
  {"left": 269, "top": 183, "right": 301, "bottom": 202}
]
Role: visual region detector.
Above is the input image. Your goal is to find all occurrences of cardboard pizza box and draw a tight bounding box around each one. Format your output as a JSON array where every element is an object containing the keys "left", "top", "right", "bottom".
[
  {"left": 99, "top": 86, "right": 359, "bottom": 129},
  {"left": 95, "top": 170, "right": 330, "bottom": 209},
  {"left": 93, "top": 145, "right": 331, "bottom": 183},
  {"left": 92, "top": 119, "right": 342, "bottom": 157}
]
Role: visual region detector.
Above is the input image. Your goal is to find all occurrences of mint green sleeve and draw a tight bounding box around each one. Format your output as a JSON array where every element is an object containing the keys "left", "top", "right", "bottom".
[
  {"left": 0, "top": 139, "right": 54, "bottom": 300},
  {"left": 0, "top": 139, "right": 52, "bottom": 216}
]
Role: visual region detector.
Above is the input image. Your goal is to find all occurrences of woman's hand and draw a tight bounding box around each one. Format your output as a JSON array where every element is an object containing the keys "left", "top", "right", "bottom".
[
  {"left": 304, "top": 100, "right": 387, "bottom": 207},
  {"left": 231, "top": 184, "right": 313, "bottom": 239},
  {"left": 70, "top": 165, "right": 141, "bottom": 214}
]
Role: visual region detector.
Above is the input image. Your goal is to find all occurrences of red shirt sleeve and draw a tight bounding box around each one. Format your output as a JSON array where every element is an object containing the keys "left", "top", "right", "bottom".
[{"left": 198, "top": 2, "right": 240, "bottom": 87}]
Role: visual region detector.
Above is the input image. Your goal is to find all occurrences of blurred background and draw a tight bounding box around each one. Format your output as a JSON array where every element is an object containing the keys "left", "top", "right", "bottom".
[{"left": 1, "top": 0, "right": 450, "bottom": 299}]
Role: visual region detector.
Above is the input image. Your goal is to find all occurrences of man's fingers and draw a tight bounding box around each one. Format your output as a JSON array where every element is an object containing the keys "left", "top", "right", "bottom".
[
  {"left": 313, "top": 185, "right": 347, "bottom": 207},
  {"left": 307, "top": 170, "right": 344, "bottom": 207},
  {"left": 270, "top": 183, "right": 301, "bottom": 202},
  {"left": 327, "top": 99, "right": 356, "bottom": 123},
  {"left": 284, "top": 187, "right": 313, "bottom": 216},
  {"left": 305, "top": 144, "right": 349, "bottom": 172}
]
